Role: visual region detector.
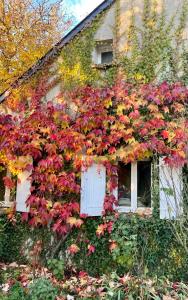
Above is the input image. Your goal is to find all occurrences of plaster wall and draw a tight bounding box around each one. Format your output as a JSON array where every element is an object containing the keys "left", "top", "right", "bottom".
[{"left": 117, "top": 0, "right": 188, "bottom": 54}]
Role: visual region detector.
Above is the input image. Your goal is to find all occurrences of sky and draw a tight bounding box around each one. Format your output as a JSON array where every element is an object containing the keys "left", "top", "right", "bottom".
[{"left": 64, "top": 0, "right": 103, "bottom": 22}]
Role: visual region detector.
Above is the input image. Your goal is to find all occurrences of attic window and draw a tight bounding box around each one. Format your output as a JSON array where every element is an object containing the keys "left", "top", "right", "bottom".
[
  {"left": 92, "top": 39, "right": 113, "bottom": 65},
  {"left": 101, "top": 51, "right": 113, "bottom": 64}
]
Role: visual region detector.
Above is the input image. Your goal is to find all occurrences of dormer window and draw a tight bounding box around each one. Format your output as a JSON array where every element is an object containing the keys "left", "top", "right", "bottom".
[{"left": 92, "top": 39, "right": 113, "bottom": 65}]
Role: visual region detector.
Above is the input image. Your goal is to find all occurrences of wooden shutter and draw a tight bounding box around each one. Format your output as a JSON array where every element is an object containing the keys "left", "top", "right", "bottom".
[
  {"left": 80, "top": 163, "right": 106, "bottom": 216},
  {"left": 16, "top": 169, "right": 32, "bottom": 212},
  {"left": 159, "top": 157, "right": 182, "bottom": 219},
  {"left": 4, "top": 170, "right": 11, "bottom": 207}
]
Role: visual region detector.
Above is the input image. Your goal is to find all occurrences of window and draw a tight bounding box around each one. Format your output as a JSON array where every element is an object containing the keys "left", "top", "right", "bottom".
[
  {"left": 0, "top": 167, "right": 6, "bottom": 204},
  {"left": 0, "top": 167, "right": 12, "bottom": 208},
  {"left": 92, "top": 39, "right": 113, "bottom": 65},
  {"left": 81, "top": 157, "right": 182, "bottom": 219},
  {"left": 101, "top": 51, "right": 113, "bottom": 64},
  {"left": 137, "top": 161, "right": 151, "bottom": 207},
  {"left": 0, "top": 158, "right": 32, "bottom": 211},
  {"left": 117, "top": 161, "right": 152, "bottom": 212},
  {"left": 118, "top": 162, "right": 131, "bottom": 207}
]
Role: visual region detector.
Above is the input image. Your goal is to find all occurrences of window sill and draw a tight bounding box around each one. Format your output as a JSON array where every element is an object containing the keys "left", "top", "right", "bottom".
[
  {"left": 135, "top": 207, "right": 153, "bottom": 217},
  {"left": 0, "top": 205, "right": 13, "bottom": 215},
  {"left": 92, "top": 62, "right": 115, "bottom": 70},
  {"left": 0, "top": 202, "right": 14, "bottom": 209},
  {"left": 117, "top": 207, "right": 153, "bottom": 217}
]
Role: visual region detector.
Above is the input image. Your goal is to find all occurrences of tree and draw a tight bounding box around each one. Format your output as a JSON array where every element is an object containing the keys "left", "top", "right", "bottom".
[{"left": 0, "top": 0, "right": 70, "bottom": 94}]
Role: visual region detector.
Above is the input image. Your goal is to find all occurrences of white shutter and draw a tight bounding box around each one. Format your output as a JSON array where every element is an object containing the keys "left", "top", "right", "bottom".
[
  {"left": 16, "top": 169, "right": 32, "bottom": 212},
  {"left": 4, "top": 170, "right": 11, "bottom": 207},
  {"left": 80, "top": 163, "right": 106, "bottom": 216},
  {"left": 159, "top": 157, "right": 182, "bottom": 219}
]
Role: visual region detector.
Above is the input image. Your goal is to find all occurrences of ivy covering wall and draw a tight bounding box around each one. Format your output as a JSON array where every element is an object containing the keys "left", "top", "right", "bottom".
[
  {"left": 0, "top": 0, "right": 188, "bottom": 283},
  {"left": 3, "top": 0, "right": 188, "bottom": 111},
  {"left": 57, "top": 0, "right": 188, "bottom": 89}
]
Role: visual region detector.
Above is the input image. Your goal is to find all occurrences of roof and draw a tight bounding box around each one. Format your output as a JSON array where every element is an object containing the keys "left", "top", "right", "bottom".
[{"left": 0, "top": 0, "right": 115, "bottom": 104}]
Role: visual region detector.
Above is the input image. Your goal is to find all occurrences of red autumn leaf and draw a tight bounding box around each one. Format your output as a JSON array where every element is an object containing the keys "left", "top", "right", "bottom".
[
  {"left": 106, "top": 221, "right": 114, "bottom": 234},
  {"left": 79, "top": 271, "right": 88, "bottom": 278},
  {"left": 0, "top": 81, "right": 187, "bottom": 235},
  {"left": 87, "top": 244, "right": 95, "bottom": 255},
  {"left": 96, "top": 224, "right": 107, "bottom": 237},
  {"left": 80, "top": 213, "right": 88, "bottom": 219},
  {"left": 108, "top": 147, "right": 116, "bottom": 154},
  {"left": 68, "top": 244, "right": 80, "bottom": 254},
  {"left": 67, "top": 217, "right": 83, "bottom": 228},
  {"left": 139, "top": 128, "right": 148, "bottom": 137},
  {"left": 109, "top": 240, "right": 118, "bottom": 251},
  {"left": 119, "top": 115, "right": 130, "bottom": 124},
  {"left": 161, "top": 130, "right": 169, "bottom": 139},
  {"left": 129, "top": 110, "right": 140, "bottom": 119},
  {"left": 21, "top": 213, "right": 29, "bottom": 222},
  {"left": 45, "top": 143, "right": 57, "bottom": 155}
]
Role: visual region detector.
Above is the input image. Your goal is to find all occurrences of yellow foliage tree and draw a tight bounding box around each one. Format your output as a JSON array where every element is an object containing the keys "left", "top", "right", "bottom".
[{"left": 0, "top": 0, "right": 70, "bottom": 93}]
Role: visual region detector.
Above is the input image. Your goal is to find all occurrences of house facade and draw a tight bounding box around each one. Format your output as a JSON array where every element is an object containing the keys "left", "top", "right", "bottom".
[{"left": 0, "top": 0, "right": 187, "bottom": 220}]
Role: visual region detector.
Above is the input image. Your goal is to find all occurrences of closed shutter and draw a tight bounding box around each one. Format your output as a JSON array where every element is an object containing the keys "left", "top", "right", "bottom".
[
  {"left": 159, "top": 157, "right": 182, "bottom": 219},
  {"left": 16, "top": 169, "right": 32, "bottom": 212},
  {"left": 80, "top": 163, "right": 106, "bottom": 216}
]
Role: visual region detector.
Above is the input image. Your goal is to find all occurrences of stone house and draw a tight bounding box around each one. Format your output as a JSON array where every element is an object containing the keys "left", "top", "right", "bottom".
[{"left": 0, "top": 0, "right": 186, "bottom": 219}]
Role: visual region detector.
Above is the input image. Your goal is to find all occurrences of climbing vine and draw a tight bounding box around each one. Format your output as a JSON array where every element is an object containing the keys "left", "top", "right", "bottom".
[
  {"left": 2, "top": 0, "right": 188, "bottom": 113},
  {"left": 118, "top": 0, "right": 188, "bottom": 83},
  {"left": 58, "top": 10, "right": 108, "bottom": 90},
  {"left": 0, "top": 0, "right": 188, "bottom": 266},
  {"left": 0, "top": 81, "right": 187, "bottom": 233}
]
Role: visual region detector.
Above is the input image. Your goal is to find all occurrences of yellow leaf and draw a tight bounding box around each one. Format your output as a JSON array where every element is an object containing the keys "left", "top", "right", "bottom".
[
  {"left": 127, "top": 137, "right": 136, "bottom": 144},
  {"left": 117, "top": 104, "right": 126, "bottom": 115},
  {"left": 104, "top": 98, "right": 112, "bottom": 108}
]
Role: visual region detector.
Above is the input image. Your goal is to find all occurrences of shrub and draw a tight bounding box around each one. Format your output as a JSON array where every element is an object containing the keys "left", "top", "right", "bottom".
[
  {"left": 0, "top": 215, "right": 28, "bottom": 264},
  {"left": 61, "top": 218, "right": 115, "bottom": 276},
  {"left": 0, "top": 282, "right": 26, "bottom": 300},
  {"left": 7, "top": 282, "right": 26, "bottom": 300},
  {"left": 27, "top": 278, "right": 58, "bottom": 300},
  {"left": 47, "top": 258, "right": 65, "bottom": 280},
  {"left": 0, "top": 266, "right": 21, "bottom": 285},
  {"left": 0, "top": 214, "right": 52, "bottom": 265},
  {"left": 1, "top": 213, "right": 188, "bottom": 281},
  {"left": 111, "top": 215, "right": 188, "bottom": 280},
  {"left": 59, "top": 215, "right": 188, "bottom": 280}
]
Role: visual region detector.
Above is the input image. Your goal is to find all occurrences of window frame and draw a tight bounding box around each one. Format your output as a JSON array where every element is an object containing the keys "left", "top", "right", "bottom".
[
  {"left": 101, "top": 50, "right": 113, "bottom": 64},
  {"left": 92, "top": 39, "right": 113, "bottom": 65},
  {"left": 0, "top": 169, "right": 13, "bottom": 208},
  {"left": 114, "top": 161, "right": 152, "bottom": 213}
]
